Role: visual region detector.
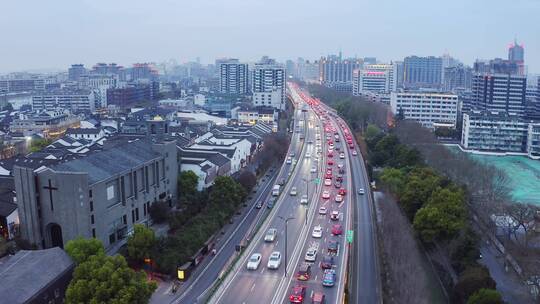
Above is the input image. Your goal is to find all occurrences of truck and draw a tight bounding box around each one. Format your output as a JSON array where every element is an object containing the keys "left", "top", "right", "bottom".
[{"left": 272, "top": 185, "right": 281, "bottom": 196}]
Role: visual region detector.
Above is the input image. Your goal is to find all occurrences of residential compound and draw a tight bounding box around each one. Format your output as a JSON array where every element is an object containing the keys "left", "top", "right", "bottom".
[
  {"left": 219, "top": 59, "right": 249, "bottom": 94},
  {"left": 252, "top": 57, "right": 286, "bottom": 110},
  {"left": 390, "top": 91, "right": 459, "bottom": 129},
  {"left": 32, "top": 89, "right": 97, "bottom": 113},
  {"left": 319, "top": 54, "right": 362, "bottom": 92}
]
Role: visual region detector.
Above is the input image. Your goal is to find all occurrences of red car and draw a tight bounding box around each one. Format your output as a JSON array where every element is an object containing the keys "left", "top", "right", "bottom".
[
  {"left": 327, "top": 160, "right": 334, "bottom": 166},
  {"left": 332, "top": 224, "right": 343, "bottom": 235},
  {"left": 289, "top": 285, "right": 306, "bottom": 303},
  {"left": 296, "top": 263, "right": 312, "bottom": 281},
  {"left": 327, "top": 152, "right": 333, "bottom": 157},
  {"left": 338, "top": 188, "right": 347, "bottom": 196}
]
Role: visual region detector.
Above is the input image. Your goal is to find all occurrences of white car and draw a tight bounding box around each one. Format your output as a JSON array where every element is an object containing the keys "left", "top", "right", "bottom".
[
  {"left": 358, "top": 188, "right": 365, "bottom": 195},
  {"left": 331, "top": 210, "right": 340, "bottom": 221},
  {"left": 305, "top": 152, "right": 311, "bottom": 158},
  {"left": 339, "top": 153, "right": 345, "bottom": 159},
  {"left": 310, "top": 166, "right": 317, "bottom": 173},
  {"left": 247, "top": 253, "right": 262, "bottom": 270},
  {"left": 322, "top": 191, "right": 330, "bottom": 199},
  {"left": 319, "top": 206, "right": 327, "bottom": 215},
  {"left": 352, "top": 150, "right": 358, "bottom": 156},
  {"left": 335, "top": 194, "right": 343, "bottom": 203},
  {"left": 312, "top": 225, "right": 323, "bottom": 238},
  {"left": 324, "top": 178, "right": 332, "bottom": 186},
  {"left": 267, "top": 251, "right": 282, "bottom": 269},
  {"left": 264, "top": 228, "right": 277, "bottom": 242},
  {"left": 305, "top": 248, "right": 317, "bottom": 262},
  {"left": 290, "top": 187, "right": 298, "bottom": 196},
  {"left": 300, "top": 194, "right": 308, "bottom": 204},
  {"left": 286, "top": 157, "right": 292, "bottom": 164}
]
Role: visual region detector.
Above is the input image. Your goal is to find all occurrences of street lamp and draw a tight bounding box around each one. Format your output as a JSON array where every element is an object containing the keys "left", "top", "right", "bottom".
[
  {"left": 278, "top": 215, "right": 295, "bottom": 277},
  {"left": 302, "top": 178, "right": 313, "bottom": 225}
]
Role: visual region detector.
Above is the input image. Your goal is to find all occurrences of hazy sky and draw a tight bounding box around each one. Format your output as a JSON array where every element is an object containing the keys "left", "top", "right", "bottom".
[{"left": 1, "top": 0, "right": 539, "bottom": 73}]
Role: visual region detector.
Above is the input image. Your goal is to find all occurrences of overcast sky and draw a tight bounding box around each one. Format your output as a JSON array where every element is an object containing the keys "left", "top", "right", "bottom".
[{"left": 1, "top": 0, "right": 539, "bottom": 73}]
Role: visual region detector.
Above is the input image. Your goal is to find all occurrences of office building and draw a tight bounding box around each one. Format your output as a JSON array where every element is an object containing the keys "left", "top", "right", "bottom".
[
  {"left": 0, "top": 78, "right": 45, "bottom": 93},
  {"left": 352, "top": 64, "right": 397, "bottom": 95},
  {"left": 130, "top": 63, "right": 158, "bottom": 81},
  {"left": 390, "top": 91, "right": 459, "bottom": 129},
  {"left": 508, "top": 39, "right": 525, "bottom": 75},
  {"left": 470, "top": 73, "right": 527, "bottom": 116},
  {"left": 319, "top": 54, "right": 362, "bottom": 92},
  {"left": 32, "top": 90, "right": 96, "bottom": 113},
  {"left": 251, "top": 58, "right": 286, "bottom": 110},
  {"left": 403, "top": 56, "right": 443, "bottom": 89},
  {"left": 219, "top": 59, "right": 249, "bottom": 94},
  {"left": 474, "top": 58, "right": 521, "bottom": 75},
  {"left": 68, "top": 64, "right": 86, "bottom": 81},
  {"left": 443, "top": 64, "right": 473, "bottom": 92},
  {"left": 13, "top": 137, "right": 178, "bottom": 250},
  {"left": 461, "top": 111, "right": 540, "bottom": 158}
]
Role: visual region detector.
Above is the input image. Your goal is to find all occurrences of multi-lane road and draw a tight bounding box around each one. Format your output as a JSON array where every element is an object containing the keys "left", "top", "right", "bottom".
[{"left": 207, "top": 82, "right": 381, "bottom": 304}]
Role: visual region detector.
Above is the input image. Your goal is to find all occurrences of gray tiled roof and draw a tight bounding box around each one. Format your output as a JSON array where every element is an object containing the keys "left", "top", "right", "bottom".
[
  {"left": 0, "top": 248, "right": 74, "bottom": 304},
  {"left": 53, "top": 139, "right": 160, "bottom": 184}
]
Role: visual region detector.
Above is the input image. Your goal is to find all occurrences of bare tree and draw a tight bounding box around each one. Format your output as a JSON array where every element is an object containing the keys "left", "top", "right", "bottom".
[{"left": 377, "top": 192, "right": 432, "bottom": 304}]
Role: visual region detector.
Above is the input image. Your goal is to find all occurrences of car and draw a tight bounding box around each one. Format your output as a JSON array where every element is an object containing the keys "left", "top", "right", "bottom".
[
  {"left": 334, "top": 194, "right": 343, "bottom": 203},
  {"left": 321, "top": 255, "right": 335, "bottom": 269},
  {"left": 286, "top": 157, "right": 292, "bottom": 164},
  {"left": 338, "top": 167, "right": 345, "bottom": 174},
  {"left": 330, "top": 211, "right": 339, "bottom": 221},
  {"left": 338, "top": 188, "right": 347, "bottom": 196},
  {"left": 290, "top": 152, "right": 296, "bottom": 158},
  {"left": 327, "top": 151, "right": 333, "bottom": 158},
  {"left": 358, "top": 188, "right": 365, "bottom": 195},
  {"left": 265, "top": 228, "right": 277, "bottom": 242},
  {"left": 332, "top": 224, "right": 343, "bottom": 235},
  {"left": 255, "top": 201, "right": 263, "bottom": 209},
  {"left": 318, "top": 206, "right": 327, "bottom": 215},
  {"left": 335, "top": 145, "right": 340, "bottom": 151},
  {"left": 247, "top": 253, "right": 262, "bottom": 270},
  {"left": 290, "top": 187, "right": 298, "bottom": 196},
  {"left": 312, "top": 225, "right": 323, "bottom": 238},
  {"left": 296, "top": 263, "right": 312, "bottom": 281},
  {"left": 334, "top": 181, "right": 341, "bottom": 188},
  {"left": 327, "top": 241, "right": 339, "bottom": 254},
  {"left": 305, "top": 248, "right": 317, "bottom": 262},
  {"left": 300, "top": 194, "right": 308, "bottom": 204},
  {"left": 337, "top": 163, "right": 344, "bottom": 169},
  {"left": 278, "top": 178, "right": 286, "bottom": 186},
  {"left": 327, "top": 160, "right": 334, "bottom": 166},
  {"left": 352, "top": 150, "right": 358, "bottom": 156},
  {"left": 322, "top": 191, "right": 330, "bottom": 199},
  {"left": 289, "top": 285, "right": 306, "bottom": 303},
  {"left": 267, "top": 198, "right": 276, "bottom": 209},
  {"left": 322, "top": 269, "right": 336, "bottom": 287},
  {"left": 310, "top": 166, "right": 317, "bottom": 173},
  {"left": 324, "top": 178, "right": 332, "bottom": 186},
  {"left": 305, "top": 152, "right": 311, "bottom": 158},
  {"left": 339, "top": 153, "right": 345, "bottom": 159},
  {"left": 267, "top": 251, "right": 282, "bottom": 269},
  {"left": 312, "top": 292, "right": 326, "bottom": 304}
]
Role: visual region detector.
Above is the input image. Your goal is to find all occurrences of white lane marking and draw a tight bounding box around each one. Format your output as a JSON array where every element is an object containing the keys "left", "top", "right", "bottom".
[{"left": 251, "top": 284, "right": 256, "bottom": 292}]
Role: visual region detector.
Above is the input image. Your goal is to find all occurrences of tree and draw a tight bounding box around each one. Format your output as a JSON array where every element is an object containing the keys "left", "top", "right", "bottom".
[
  {"left": 450, "top": 227, "right": 481, "bottom": 274},
  {"left": 237, "top": 170, "right": 257, "bottom": 192},
  {"left": 399, "top": 167, "right": 441, "bottom": 218},
  {"left": 178, "top": 170, "right": 199, "bottom": 205},
  {"left": 148, "top": 201, "right": 170, "bottom": 224},
  {"left": 65, "top": 237, "right": 105, "bottom": 264},
  {"left": 466, "top": 288, "right": 503, "bottom": 304},
  {"left": 28, "top": 138, "right": 52, "bottom": 153},
  {"left": 379, "top": 167, "right": 406, "bottom": 194},
  {"left": 127, "top": 224, "right": 156, "bottom": 264},
  {"left": 452, "top": 266, "right": 497, "bottom": 304},
  {"left": 65, "top": 254, "right": 157, "bottom": 304}
]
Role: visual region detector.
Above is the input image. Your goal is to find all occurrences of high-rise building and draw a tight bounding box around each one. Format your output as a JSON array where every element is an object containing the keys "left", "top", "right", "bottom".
[
  {"left": 508, "top": 39, "right": 525, "bottom": 75},
  {"left": 352, "top": 64, "right": 397, "bottom": 95},
  {"left": 251, "top": 57, "right": 286, "bottom": 110},
  {"left": 395, "top": 61, "right": 404, "bottom": 89},
  {"left": 474, "top": 58, "right": 521, "bottom": 75},
  {"left": 68, "top": 64, "right": 86, "bottom": 81},
  {"left": 470, "top": 73, "right": 527, "bottom": 116},
  {"left": 403, "top": 56, "right": 443, "bottom": 89},
  {"left": 219, "top": 59, "right": 249, "bottom": 94},
  {"left": 443, "top": 64, "right": 473, "bottom": 92},
  {"left": 319, "top": 54, "right": 362, "bottom": 92},
  {"left": 130, "top": 63, "right": 158, "bottom": 81},
  {"left": 390, "top": 91, "right": 459, "bottom": 129},
  {"left": 296, "top": 59, "right": 319, "bottom": 82}
]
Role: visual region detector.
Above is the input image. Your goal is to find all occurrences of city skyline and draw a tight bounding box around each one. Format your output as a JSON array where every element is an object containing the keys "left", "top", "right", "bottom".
[{"left": 1, "top": 0, "right": 539, "bottom": 73}]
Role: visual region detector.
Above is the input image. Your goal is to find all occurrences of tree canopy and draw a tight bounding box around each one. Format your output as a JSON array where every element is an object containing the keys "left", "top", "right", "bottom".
[
  {"left": 127, "top": 224, "right": 156, "bottom": 264},
  {"left": 65, "top": 237, "right": 105, "bottom": 265},
  {"left": 466, "top": 288, "right": 503, "bottom": 304}
]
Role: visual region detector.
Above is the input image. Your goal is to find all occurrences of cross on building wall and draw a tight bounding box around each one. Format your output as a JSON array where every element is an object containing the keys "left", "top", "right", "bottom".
[{"left": 43, "top": 179, "right": 58, "bottom": 211}]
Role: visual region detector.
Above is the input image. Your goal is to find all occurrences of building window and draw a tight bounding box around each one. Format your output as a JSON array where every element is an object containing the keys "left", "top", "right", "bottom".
[
  {"left": 109, "top": 233, "right": 116, "bottom": 245},
  {"left": 92, "top": 228, "right": 96, "bottom": 238},
  {"left": 143, "top": 204, "right": 147, "bottom": 216},
  {"left": 131, "top": 210, "right": 135, "bottom": 223},
  {"left": 135, "top": 208, "right": 139, "bottom": 221},
  {"left": 90, "top": 201, "right": 94, "bottom": 212},
  {"left": 91, "top": 215, "right": 95, "bottom": 225},
  {"left": 89, "top": 189, "right": 93, "bottom": 198},
  {"left": 123, "top": 215, "right": 127, "bottom": 225}
]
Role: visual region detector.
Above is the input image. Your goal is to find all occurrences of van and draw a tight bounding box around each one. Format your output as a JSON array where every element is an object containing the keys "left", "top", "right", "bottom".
[{"left": 272, "top": 185, "right": 280, "bottom": 196}]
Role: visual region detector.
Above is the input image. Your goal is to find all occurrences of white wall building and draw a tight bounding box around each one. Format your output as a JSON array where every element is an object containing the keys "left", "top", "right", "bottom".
[
  {"left": 352, "top": 64, "right": 397, "bottom": 96},
  {"left": 390, "top": 91, "right": 459, "bottom": 129},
  {"left": 32, "top": 90, "right": 96, "bottom": 113},
  {"left": 251, "top": 58, "right": 286, "bottom": 110}
]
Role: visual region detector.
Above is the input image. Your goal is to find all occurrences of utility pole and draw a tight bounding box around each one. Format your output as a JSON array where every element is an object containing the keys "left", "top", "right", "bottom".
[{"left": 278, "top": 216, "right": 294, "bottom": 277}]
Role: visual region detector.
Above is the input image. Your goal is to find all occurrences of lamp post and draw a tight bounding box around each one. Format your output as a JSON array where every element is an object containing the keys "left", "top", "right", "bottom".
[
  {"left": 278, "top": 215, "right": 295, "bottom": 277},
  {"left": 302, "top": 178, "right": 312, "bottom": 225}
]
